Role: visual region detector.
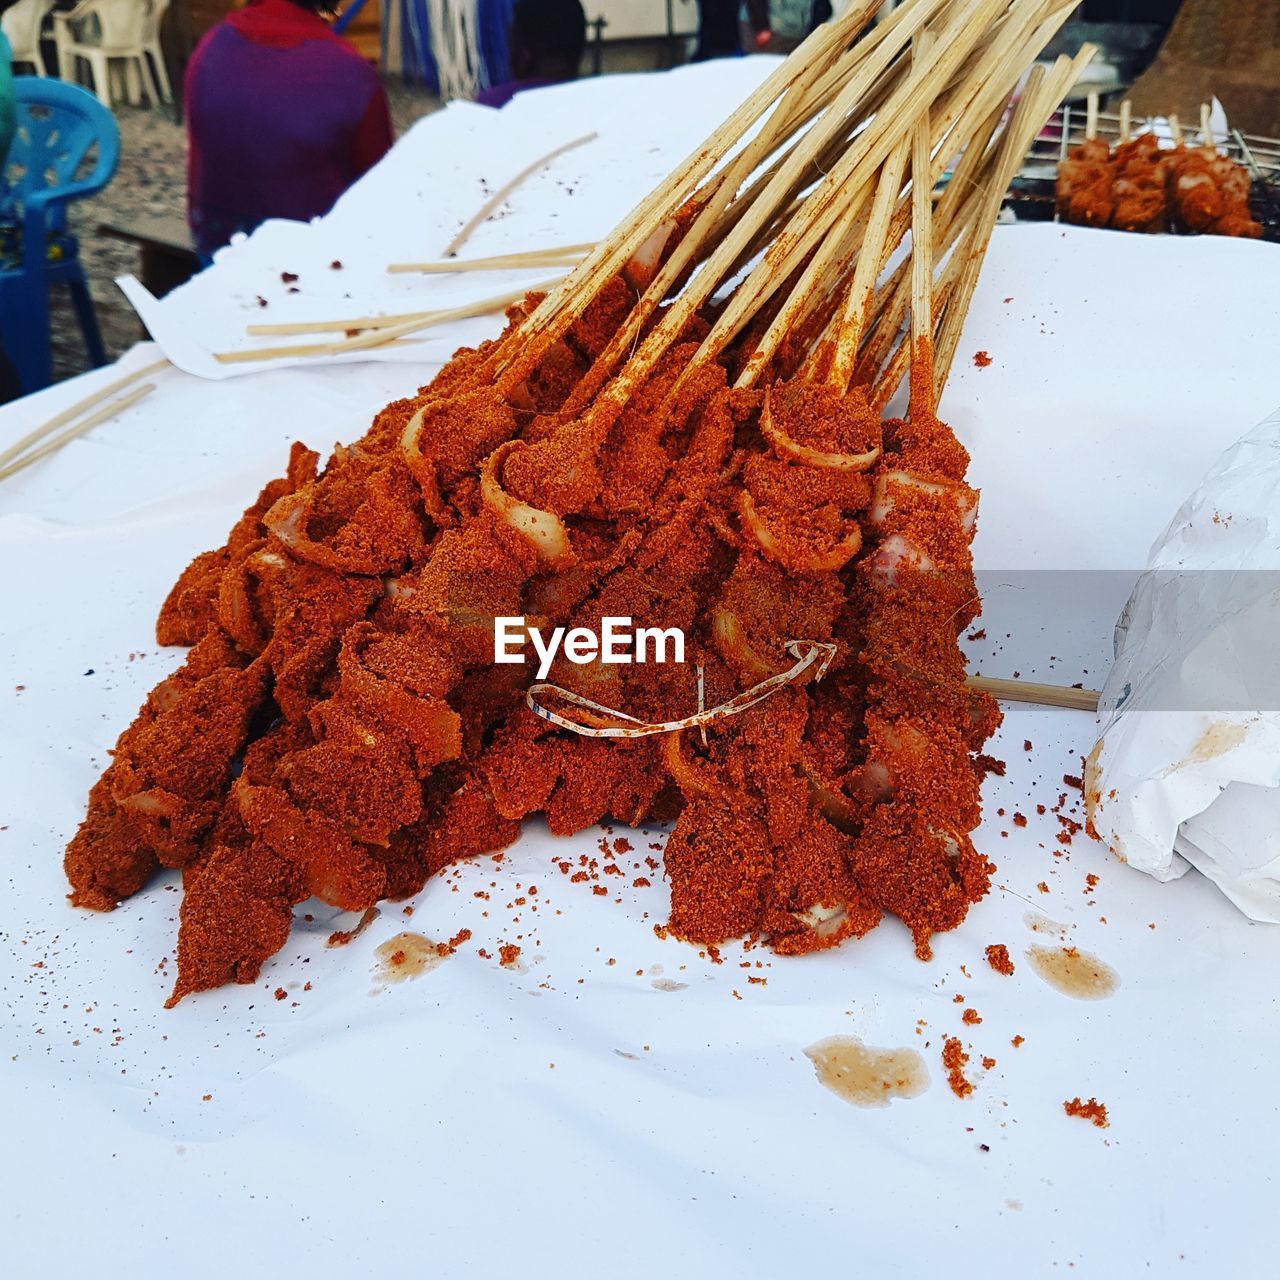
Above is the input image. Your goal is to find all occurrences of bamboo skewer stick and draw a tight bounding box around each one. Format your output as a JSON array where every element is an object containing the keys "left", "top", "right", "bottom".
[
  {"left": 215, "top": 338, "right": 423, "bottom": 364},
  {"left": 733, "top": 172, "right": 878, "bottom": 388},
  {"left": 441, "top": 134, "right": 597, "bottom": 258},
  {"left": 827, "top": 137, "right": 911, "bottom": 391},
  {"left": 0, "top": 384, "right": 156, "bottom": 484},
  {"left": 555, "top": 24, "right": 859, "bottom": 416},
  {"left": 933, "top": 48, "right": 1092, "bottom": 391},
  {"left": 857, "top": 86, "right": 1009, "bottom": 398},
  {"left": 693, "top": 0, "right": 1074, "bottom": 384},
  {"left": 966, "top": 674, "right": 1100, "bottom": 712},
  {"left": 907, "top": 36, "right": 937, "bottom": 420},
  {"left": 1200, "top": 102, "right": 1213, "bottom": 150},
  {"left": 548, "top": 0, "right": 942, "bottom": 409},
  {"left": 674, "top": 0, "right": 1011, "bottom": 388},
  {"left": 1085, "top": 90, "right": 1098, "bottom": 140},
  {"left": 506, "top": 0, "right": 925, "bottom": 451},
  {"left": 932, "top": 67, "right": 1060, "bottom": 390},
  {"left": 221, "top": 281, "right": 552, "bottom": 360},
  {"left": 1168, "top": 113, "right": 1183, "bottom": 147},
  {"left": 492, "top": 0, "right": 886, "bottom": 393},
  {"left": 871, "top": 275, "right": 955, "bottom": 413},
  {"left": 864, "top": 49, "right": 1061, "bottom": 412},
  {"left": 0, "top": 358, "right": 169, "bottom": 474},
  {"left": 387, "top": 244, "right": 595, "bottom": 274},
  {"left": 934, "top": 62, "right": 1068, "bottom": 390},
  {"left": 853, "top": 152, "right": 993, "bottom": 389},
  {"left": 1119, "top": 98, "right": 1131, "bottom": 143},
  {"left": 800, "top": 93, "right": 1003, "bottom": 380}
]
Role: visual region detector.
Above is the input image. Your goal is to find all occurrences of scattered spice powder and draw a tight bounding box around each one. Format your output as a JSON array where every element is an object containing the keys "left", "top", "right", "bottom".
[
  {"left": 973, "top": 350, "right": 992, "bottom": 367},
  {"left": 437, "top": 927, "right": 472, "bottom": 957},
  {"left": 498, "top": 943, "right": 521, "bottom": 968},
  {"left": 961, "top": 1007, "right": 982, "bottom": 1025},
  {"left": 985, "top": 944, "right": 1014, "bottom": 976},
  {"left": 1063, "top": 1096, "right": 1109, "bottom": 1128},
  {"left": 942, "top": 1037, "right": 974, "bottom": 1098}
]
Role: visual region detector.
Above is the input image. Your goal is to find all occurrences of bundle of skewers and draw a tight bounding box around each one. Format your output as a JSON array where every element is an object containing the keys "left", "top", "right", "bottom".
[
  {"left": 64, "top": 0, "right": 1095, "bottom": 1006},
  {"left": 1042, "top": 97, "right": 1276, "bottom": 239}
]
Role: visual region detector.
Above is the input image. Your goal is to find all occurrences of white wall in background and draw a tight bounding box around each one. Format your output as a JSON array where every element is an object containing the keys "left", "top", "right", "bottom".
[{"left": 584, "top": 0, "right": 698, "bottom": 41}]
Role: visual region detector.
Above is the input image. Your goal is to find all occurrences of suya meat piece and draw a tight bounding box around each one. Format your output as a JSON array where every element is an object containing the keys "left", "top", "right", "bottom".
[{"left": 1055, "top": 139, "right": 1114, "bottom": 228}]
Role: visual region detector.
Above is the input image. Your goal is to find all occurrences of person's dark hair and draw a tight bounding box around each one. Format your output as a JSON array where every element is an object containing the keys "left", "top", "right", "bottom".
[{"left": 510, "top": 0, "right": 587, "bottom": 80}]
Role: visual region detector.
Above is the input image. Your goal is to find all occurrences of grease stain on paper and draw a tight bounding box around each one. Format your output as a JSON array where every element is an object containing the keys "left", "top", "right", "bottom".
[
  {"left": 1026, "top": 945, "right": 1118, "bottom": 1000},
  {"left": 373, "top": 932, "right": 445, "bottom": 985},
  {"left": 804, "top": 1035, "right": 929, "bottom": 1108},
  {"left": 1024, "top": 912, "right": 1071, "bottom": 937},
  {"left": 1183, "top": 719, "right": 1249, "bottom": 766}
]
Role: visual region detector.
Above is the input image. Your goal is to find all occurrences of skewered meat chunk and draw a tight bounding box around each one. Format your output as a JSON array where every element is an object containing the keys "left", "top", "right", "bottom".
[{"left": 1056, "top": 130, "right": 1262, "bottom": 239}]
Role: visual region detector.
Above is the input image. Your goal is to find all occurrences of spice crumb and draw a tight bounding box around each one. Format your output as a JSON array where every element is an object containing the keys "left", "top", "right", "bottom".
[
  {"left": 942, "top": 1037, "right": 974, "bottom": 1098},
  {"left": 1063, "top": 1096, "right": 1109, "bottom": 1128}
]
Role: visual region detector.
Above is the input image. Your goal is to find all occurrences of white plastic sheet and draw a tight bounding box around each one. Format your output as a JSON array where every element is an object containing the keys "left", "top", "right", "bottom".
[
  {"left": 1088, "top": 406, "right": 1280, "bottom": 921},
  {"left": 4, "top": 90, "right": 1280, "bottom": 1273}
]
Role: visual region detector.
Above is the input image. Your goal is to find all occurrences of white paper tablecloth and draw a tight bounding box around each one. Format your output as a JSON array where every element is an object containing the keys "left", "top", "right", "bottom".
[{"left": 4, "top": 78, "right": 1280, "bottom": 1276}]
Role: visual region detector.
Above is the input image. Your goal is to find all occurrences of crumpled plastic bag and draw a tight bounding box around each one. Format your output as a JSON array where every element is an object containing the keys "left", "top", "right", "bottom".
[{"left": 1086, "top": 405, "right": 1280, "bottom": 922}]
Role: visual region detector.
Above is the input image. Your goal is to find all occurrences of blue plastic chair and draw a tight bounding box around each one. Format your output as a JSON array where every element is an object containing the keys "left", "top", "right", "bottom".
[{"left": 0, "top": 78, "right": 119, "bottom": 394}]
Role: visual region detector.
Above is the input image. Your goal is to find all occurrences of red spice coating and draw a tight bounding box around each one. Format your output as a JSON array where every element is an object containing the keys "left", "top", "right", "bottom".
[
  {"left": 942, "top": 1036, "right": 974, "bottom": 1098},
  {"left": 68, "top": 269, "right": 1002, "bottom": 1003},
  {"left": 1063, "top": 1096, "right": 1109, "bottom": 1128}
]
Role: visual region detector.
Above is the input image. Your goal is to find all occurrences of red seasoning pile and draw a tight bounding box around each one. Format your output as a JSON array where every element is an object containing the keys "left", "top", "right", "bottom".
[{"left": 63, "top": 0, "right": 1094, "bottom": 1005}]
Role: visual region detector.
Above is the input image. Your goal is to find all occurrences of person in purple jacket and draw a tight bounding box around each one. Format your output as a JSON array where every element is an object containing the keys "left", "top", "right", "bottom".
[{"left": 185, "top": 0, "right": 393, "bottom": 258}]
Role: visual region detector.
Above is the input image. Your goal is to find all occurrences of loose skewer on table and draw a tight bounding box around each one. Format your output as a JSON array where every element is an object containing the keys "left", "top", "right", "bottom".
[
  {"left": 440, "top": 133, "right": 598, "bottom": 258},
  {"left": 967, "top": 675, "right": 1101, "bottom": 712},
  {"left": 0, "top": 383, "right": 158, "bottom": 484},
  {"left": 0, "top": 359, "right": 169, "bottom": 485},
  {"left": 387, "top": 244, "right": 595, "bottom": 274}
]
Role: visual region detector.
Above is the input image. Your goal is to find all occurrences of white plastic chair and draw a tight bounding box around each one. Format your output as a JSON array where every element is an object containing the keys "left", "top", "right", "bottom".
[
  {"left": 140, "top": 0, "right": 172, "bottom": 104},
  {"left": 52, "top": 0, "right": 164, "bottom": 109},
  {"left": 1, "top": 0, "right": 56, "bottom": 75}
]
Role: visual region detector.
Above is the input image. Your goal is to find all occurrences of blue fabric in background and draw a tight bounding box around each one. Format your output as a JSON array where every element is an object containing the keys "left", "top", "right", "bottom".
[
  {"left": 384, "top": 0, "right": 514, "bottom": 92},
  {"left": 478, "top": 0, "right": 515, "bottom": 89}
]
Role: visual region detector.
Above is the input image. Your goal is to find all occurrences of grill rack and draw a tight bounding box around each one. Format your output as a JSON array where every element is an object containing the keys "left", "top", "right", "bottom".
[{"left": 1005, "top": 106, "right": 1280, "bottom": 242}]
